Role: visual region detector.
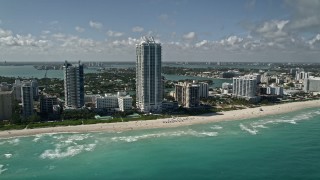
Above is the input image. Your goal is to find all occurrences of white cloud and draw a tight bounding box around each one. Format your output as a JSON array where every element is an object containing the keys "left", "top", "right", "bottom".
[
  {"left": 132, "top": 26, "right": 144, "bottom": 32},
  {"left": 284, "top": 0, "right": 320, "bottom": 32},
  {"left": 52, "top": 33, "right": 66, "bottom": 40},
  {"left": 0, "top": 30, "right": 49, "bottom": 48},
  {"left": 308, "top": 34, "right": 320, "bottom": 49},
  {"left": 253, "top": 20, "right": 289, "bottom": 39},
  {"left": 0, "top": 28, "right": 13, "bottom": 38},
  {"left": 107, "top": 30, "right": 124, "bottom": 37},
  {"left": 42, "top": 30, "right": 51, "bottom": 34},
  {"left": 183, "top": 32, "right": 197, "bottom": 40},
  {"left": 220, "top": 36, "right": 244, "bottom": 46},
  {"left": 75, "top": 26, "right": 85, "bottom": 33},
  {"left": 89, "top": 21, "right": 103, "bottom": 30},
  {"left": 195, "top": 40, "right": 209, "bottom": 48}
]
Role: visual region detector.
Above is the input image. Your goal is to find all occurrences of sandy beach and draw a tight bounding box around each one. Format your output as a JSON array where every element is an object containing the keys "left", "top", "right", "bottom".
[{"left": 1, "top": 100, "right": 320, "bottom": 139}]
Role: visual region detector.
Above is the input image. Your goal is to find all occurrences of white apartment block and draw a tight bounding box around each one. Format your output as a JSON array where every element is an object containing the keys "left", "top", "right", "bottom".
[
  {"left": 304, "top": 77, "right": 320, "bottom": 93},
  {"left": 96, "top": 95, "right": 119, "bottom": 109},
  {"left": 118, "top": 96, "right": 133, "bottom": 112},
  {"left": 233, "top": 75, "right": 258, "bottom": 100}
]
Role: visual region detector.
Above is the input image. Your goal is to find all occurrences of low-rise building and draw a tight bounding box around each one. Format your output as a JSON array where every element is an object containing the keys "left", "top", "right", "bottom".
[
  {"left": 95, "top": 92, "right": 133, "bottom": 112},
  {"left": 96, "top": 94, "right": 118, "bottom": 109},
  {"left": 118, "top": 96, "right": 132, "bottom": 112},
  {"left": 162, "top": 101, "right": 179, "bottom": 111}
]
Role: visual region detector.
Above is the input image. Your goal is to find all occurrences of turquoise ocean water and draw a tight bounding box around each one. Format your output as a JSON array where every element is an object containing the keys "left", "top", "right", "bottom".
[{"left": 1, "top": 107, "right": 320, "bottom": 179}]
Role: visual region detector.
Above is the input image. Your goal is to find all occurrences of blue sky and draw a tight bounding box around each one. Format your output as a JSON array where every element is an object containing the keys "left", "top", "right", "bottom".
[{"left": 0, "top": 0, "right": 320, "bottom": 62}]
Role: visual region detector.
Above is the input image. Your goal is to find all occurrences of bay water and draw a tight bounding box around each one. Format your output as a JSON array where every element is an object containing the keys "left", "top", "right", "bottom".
[
  {"left": 1, "top": 107, "right": 320, "bottom": 179},
  {"left": 0, "top": 65, "right": 232, "bottom": 88}
]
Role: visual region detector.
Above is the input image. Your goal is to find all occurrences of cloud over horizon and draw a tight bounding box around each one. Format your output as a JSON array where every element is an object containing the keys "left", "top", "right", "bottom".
[{"left": 0, "top": 0, "right": 320, "bottom": 62}]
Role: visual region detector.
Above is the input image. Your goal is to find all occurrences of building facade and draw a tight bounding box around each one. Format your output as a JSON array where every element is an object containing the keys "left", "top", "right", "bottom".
[
  {"left": 40, "top": 95, "right": 58, "bottom": 114},
  {"left": 304, "top": 77, "right": 320, "bottom": 92},
  {"left": 199, "top": 82, "right": 209, "bottom": 98},
  {"left": 175, "top": 82, "right": 200, "bottom": 108},
  {"left": 118, "top": 96, "right": 133, "bottom": 112},
  {"left": 0, "top": 91, "right": 13, "bottom": 120},
  {"left": 233, "top": 75, "right": 258, "bottom": 100},
  {"left": 21, "top": 82, "right": 34, "bottom": 118},
  {"left": 63, "top": 61, "right": 84, "bottom": 109},
  {"left": 96, "top": 95, "right": 119, "bottom": 109},
  {"left": 136, "top": 37, "right": 162, "bottom": 113}
]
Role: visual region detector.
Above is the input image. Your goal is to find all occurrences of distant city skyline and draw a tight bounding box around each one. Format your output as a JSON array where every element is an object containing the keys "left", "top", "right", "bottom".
[{"left": 0, "top": 0, "right": 320, "bottom": 62}]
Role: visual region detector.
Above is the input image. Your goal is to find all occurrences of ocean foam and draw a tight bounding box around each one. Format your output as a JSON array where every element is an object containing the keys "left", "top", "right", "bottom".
[
  {"left": 251, "top": 124, "right": 268, "bottom": 129},
  {"left": 198, "top": 132, "right": 218, "bottom": 137},
  {"left": 111, "top": 129, "right": 219, "bottom": 142},
  {"left": 0, "top": 164, "right": 7, "bottom": 175},
  {"left": 4, "top": 154, "right": 12, "bottom": 159},
  {"left": 210, "top": 125, "right": 223, "bottom": 130},
  {"left": 7, "top": 138, "right": 20, "bottom": 145},
  {"left": 240, "top": 123, "right": 258, "bottom": 135},
  {"left": 39, "top": 133, "right": 96, "bottom": 159},
  {"left": 40, "top": 143, "right": 96, "bottom": 159}
]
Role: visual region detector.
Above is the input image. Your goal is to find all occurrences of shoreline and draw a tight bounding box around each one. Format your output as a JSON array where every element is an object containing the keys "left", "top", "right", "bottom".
[{"left": 1, "top": 100, "right": 320, "bottom": 139}]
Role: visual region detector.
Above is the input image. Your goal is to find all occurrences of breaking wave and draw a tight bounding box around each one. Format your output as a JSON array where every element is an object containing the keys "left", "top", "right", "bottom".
[
  {"left": 4, "top": 154, "right": 12, "bottom": 159},
  {"left": 39, "top": 133, "right": 97, "bottom": 159},
  {"left": 7, "top": 138, "right": 20, "bottom": 145},
  {"left": 40, "top": 143, "right": 96, "bottom": 159},
  {"left": 111, "top": 129, "right": 218, "bottom": 142},
  {"left": 239, "top": 123, "right": 258, "bottom": 135},
  {"left": 0, "top": 164, "right": 7, "bottom": 175},
  {"left": 210, "top": 125, "right": 223, "bottom": 130},
  {"left": 240, "top": 109, "right": 320, "bottom": 135}
]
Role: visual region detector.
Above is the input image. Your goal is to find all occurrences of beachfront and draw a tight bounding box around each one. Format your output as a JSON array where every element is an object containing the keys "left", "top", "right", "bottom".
[{"left": 1, "top": 100, "right": 319, "bottom": 139}]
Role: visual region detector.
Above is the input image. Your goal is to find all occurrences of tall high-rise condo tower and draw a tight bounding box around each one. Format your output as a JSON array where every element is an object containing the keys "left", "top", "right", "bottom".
[
  {"left": 21, "top": 82, "right": 34, "bottom": 118},
  {"left": 136, "top": 37, "right": 163, "bottom": 113},
  {"left": 63, "top": 61, "right": 84, "bottom": 109}
]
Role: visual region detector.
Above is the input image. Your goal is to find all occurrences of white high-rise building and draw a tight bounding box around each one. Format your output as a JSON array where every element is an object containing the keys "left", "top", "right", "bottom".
[
  {"left": 304, "top": 77, "right": 320, "bottom": 92},
  {"left": 12, "top": 79, "right": 38, "bottom": 102},
  {"left": 296, "top": 71, "right": 311, "bottom": 81},
  {"left": 63, "top": 61, "right": 84, "bottom": 109},
  {"left": 21, "top": 82, "right": 34, "bottom": 118},
  {"left": 233, "top": 75, "right": 258, "bottom": 99},
  {"left": 199, "top": 82, "right": 209, "bottom": 98},
  {"left": 136, "top": 37, "right": 162, "bottom": 113}
]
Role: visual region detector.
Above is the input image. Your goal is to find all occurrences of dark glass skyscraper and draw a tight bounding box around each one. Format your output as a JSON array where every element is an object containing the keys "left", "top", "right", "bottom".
[{"left": 63, "top": 61, "right": 84, "bottom": 109}]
